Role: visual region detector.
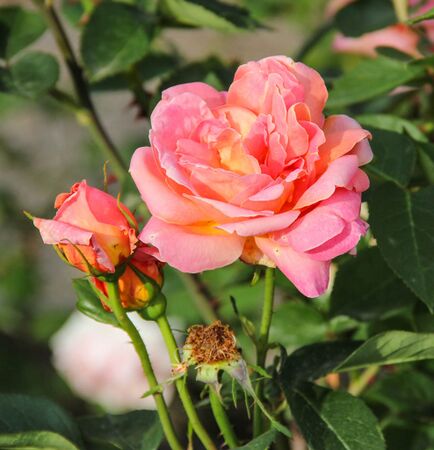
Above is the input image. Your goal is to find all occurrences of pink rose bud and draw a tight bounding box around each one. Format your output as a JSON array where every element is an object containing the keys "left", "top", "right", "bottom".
[
  {"left": 130, "top": 56, "right": 373, "bottom": 298},
  {"left": 91, "top": 245, "right": 164, "bottom": 310},
  {"left": 33, "top": 180, "right": 138, "bottom": 274}
]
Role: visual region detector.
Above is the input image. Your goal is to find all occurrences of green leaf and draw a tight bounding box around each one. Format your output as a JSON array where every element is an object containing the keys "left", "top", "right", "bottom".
[
  {"left": 78, "top": 411, "right": 162, "bottom": 450},
  {"left": 233, "top": 430, "right": 277, "bottom": 449},
  {"left": 365, "top": 369, "right": 434, "bottom": 414},
  {"left": 286, "top": 383, "right": 385, "bottom": 450},
  {"left": 281, "top": 331, "right": 434, "bottom": 386},
  {"left": 407, "top": 7, "right": 434, "bottom": 25},
  {"left": 269, "top": 302, "right": 328, "bottom": 347},
  {"left": 0, "top": 430, "right": 79, "bottom": 450},
  {"left": 81, "top": 2, "right": 151, "bottom": 81},
  {"left": 336, "top": 331, "right": 434, "bottom": 371},
  {"left": 1, "top": 52, "right": 59, "bottom": 99},
  {"left": 335, "top": 0, "right": 395, "bottom": 37},
  {"left": 160, "top": 0, "right": 257, "bottom": 31},
  {"left": 356, "top": 114, "right": 428, "bottom": 143},
  {"left": 369, "top": 183, "right": 434, "bottom": 310},
  {"left": 366, "top": 128, "right": 416, "bottom": 187},
  {"left": 0, "top": 7, "right": 46, "bottom": 60},
  {"left": 0, "top": 394, "right": 82, "bottom": 448},
  {"left": 280, "top": 341, "right": 360, "bottom": 389},
  {"left": 330, "top": 247, "right": 417, "bottom": 321},
  {"left": 327, "top": 57, "right": 424, "bottom": 109},
  {"left": 418, "top": 142, "right": 434, "bottom": 184},
  {"left": 73, "top": 278, "right": 119, "bottom": 327}
]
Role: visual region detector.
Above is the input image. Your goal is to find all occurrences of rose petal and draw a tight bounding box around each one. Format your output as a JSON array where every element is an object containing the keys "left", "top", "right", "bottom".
[
  {"left": 140, "top": 217, "right": 245, "bottom": 272},
  {"left": 294, "top": 155, "right": 359, "bottom": 208},
  {"left": 130, "top": 147, "right": 208, "bottom": 225},
  {"left": 217, "top": 210, "right": 300, "bottom": 236},
  {"left": 256, "top": 237, "right": 330, "bottom": 297}
]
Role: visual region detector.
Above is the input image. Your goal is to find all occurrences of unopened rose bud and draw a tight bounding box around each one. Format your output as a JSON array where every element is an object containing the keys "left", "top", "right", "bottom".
[
  {"left": 92, "top": 246, "right": 164, "bottom": 311},
  {"left": 33, "top": 180, "right": 138, "bottom": 274}
]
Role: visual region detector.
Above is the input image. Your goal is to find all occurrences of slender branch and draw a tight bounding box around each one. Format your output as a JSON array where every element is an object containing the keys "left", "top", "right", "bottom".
[
  {"left": 33, "top": 0, "right": 128, "bottom": 180},
  {"left": 209, "top": 389, "right": 239, "bottom": 448},
  {"left": 177, "top": 272, "right": 219, "bottom": 324},
  {"left": 156, "top": 313, "right": 217, "bottom": 450},
  {"left": 253, "top": 267, "right": 275, "bottom": 437},
  {"left": 392, "top": 0, "right": 408, "bottom": 22},
  {"left": 106, "top": 282, "right": 183, "bottom": 450},
  {"left": 348, "top": 366, "right": 379, "bottom": 397}
]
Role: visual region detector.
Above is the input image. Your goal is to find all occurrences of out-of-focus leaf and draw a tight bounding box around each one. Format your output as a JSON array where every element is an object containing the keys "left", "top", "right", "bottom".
[
  {"left": 0, "top": 394, "right": 82, "bottom": 447},
  {"left": 61, "top": 0, "right": 85, "bottom": 27},
  {"left": 365, "top": 369, "right": 434, "bottom": 413},
  {"left": 0, "top": 7, "right": 46, "bottom": 59},
  {"left": 330, "top": 247, "right": 417, "bottom": 321},
  {"left": 335, "top": 0, "right": 395, "bottom": 37},
  {"left": 233, "top": 430, "right": 277, "bottom": 449},
  {"left": 269, "top": 302, "right": 328, "bottom": 348},
  {"left": 383, "top": 423, "right": 434, "bottom": 450},
  {"left": 280, "top": 341, "right": 360, "bottom": 388},
  {"left": 0, "top": 430, "right": 79, "bottom": 449},
  {"left": 327, "top": 57, "right": 424, "bottom": 108},
  {"left": 356, "top": 114, "right": 428, "bottom": 143},
  {"left": 78, "top": 411, "right": 162, "bottom": 450},
  {"left": 369, "top": 183, "right": 434, "bottom": 310},
  {"left": 1, "top": 52, "right": 59, "bottom": 98},
  {"left": 73, "top": 278, "right": 119, "bottom": 327},
  {"left": 285, "top": 383, "right": 385, "bottom": 450},
  {"left": 160, "top": 0, "right": 257, "bottom": 31},
  {"left": 366, "top": 128, "right": 416, "bottom": 187},
  {"left": 81, "top": 2, "right": 151, "bottom": 81}
]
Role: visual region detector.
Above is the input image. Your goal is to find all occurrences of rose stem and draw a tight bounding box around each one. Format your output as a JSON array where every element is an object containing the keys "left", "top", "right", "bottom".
[
  {"left": 32, "top": 0, "right": 128, "bottom": 181},
  {"left": 156, "top": 313, "right": 217, "bottom": 450},
  {"left": 209, "top": 388, "right": 239, "bottom": 448},
  {"left": 106, "top": 282, "right": 183, "bottom": 450},
  {"left": 253, "top": 267, "right": 276, "bottom": 437}
]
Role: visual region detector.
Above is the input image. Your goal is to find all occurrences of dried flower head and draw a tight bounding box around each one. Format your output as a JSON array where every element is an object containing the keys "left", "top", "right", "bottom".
[{"left": 184, "top": 321, "right": 240, "bottom": 365}]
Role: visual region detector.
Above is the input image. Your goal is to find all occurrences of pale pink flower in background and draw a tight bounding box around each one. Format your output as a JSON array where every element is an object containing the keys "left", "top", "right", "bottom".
[
  {"left": 330, "top": 0, "right": 434, "bottom": 58},
  {"left": 131, "top": 56, "right": 372, "bottom": 298},
  {"left": 333, "top": 24, "right": 421, "bottom": 58},
  {"left": 51, "top": 312, "right": 177, "bottom": 412}
]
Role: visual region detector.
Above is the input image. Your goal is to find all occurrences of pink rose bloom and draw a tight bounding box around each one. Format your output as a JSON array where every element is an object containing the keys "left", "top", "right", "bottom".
[
  {"left": 131, "top": 56, "right": 372, "bottom": 297},
  {"left": 33, "top": 180, "right": 138, "bottom": 274},
  {"left": 51, "top": 312, "right": 176, "bottom": 412}
]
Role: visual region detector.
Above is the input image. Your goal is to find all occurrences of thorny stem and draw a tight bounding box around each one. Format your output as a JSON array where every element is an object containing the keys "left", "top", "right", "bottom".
[
  {"left": 209, "top": 389, "right": 239, "bottom": 448},
  {"left": 253, "top": 267, "right": 276, "bottom": 437},
  {"left": 156, "top": 313, "right": 217, "bottom": 450},
  {"left": 106, "top": 282, "right": 183, "bottom": 450},
  {"left": 32, "top": 0, "right": 128, "bottom": 180}
]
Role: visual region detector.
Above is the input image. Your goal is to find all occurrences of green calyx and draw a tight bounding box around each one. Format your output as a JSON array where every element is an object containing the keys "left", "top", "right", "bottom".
[{"left": 139, "top": 292, "right": 167, "bottom": 320}]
